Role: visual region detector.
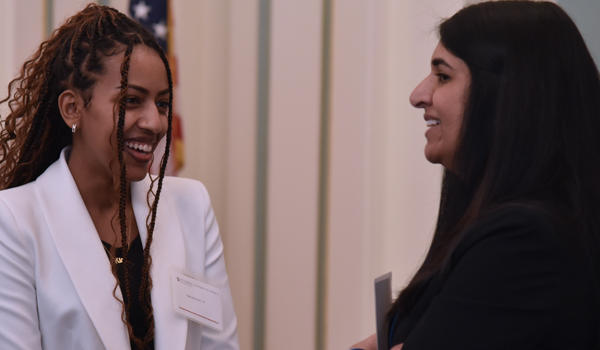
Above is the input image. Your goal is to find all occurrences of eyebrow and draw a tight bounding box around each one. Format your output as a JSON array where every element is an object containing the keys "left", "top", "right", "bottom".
[
  {"left": 432, "top": 58, "right": 453, "bottom": 70},
  {"left": 116, "top": 84, "right": 170, "bottom": 95}
]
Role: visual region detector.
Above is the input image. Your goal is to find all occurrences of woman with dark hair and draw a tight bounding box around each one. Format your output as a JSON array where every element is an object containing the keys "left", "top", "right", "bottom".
[
  {"left": 0, "top": 4, "right": 239, "bottom": 349},
  {"left": 352, "top": 1, "right": 600, "bottom": 349}
]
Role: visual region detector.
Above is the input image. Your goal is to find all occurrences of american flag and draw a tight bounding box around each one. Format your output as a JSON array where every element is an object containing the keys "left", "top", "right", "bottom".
[
  {"left": 129, "top": 0, "right": 185, "bottom": 175},
  {"left": 130, "top": 0, "right": 168, "bottom": 51}
]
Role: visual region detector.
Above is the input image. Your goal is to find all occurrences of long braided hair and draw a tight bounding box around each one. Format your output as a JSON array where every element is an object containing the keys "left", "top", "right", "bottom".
[{"left": 0, "top": 4, "right": 174, "bottom": 348}]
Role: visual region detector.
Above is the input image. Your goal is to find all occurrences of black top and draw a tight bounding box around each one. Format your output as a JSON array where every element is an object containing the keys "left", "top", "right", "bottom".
[
  {"left": 389, "top": 206, "right": 599, "bottom": 349},
  {"left": 102, "top": 235, "right": 155, "bottom": 350}
]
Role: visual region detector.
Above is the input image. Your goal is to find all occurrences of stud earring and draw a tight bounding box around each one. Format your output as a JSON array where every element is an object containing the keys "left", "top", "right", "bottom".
[{"left": 72, "top": 124, "right": 76, "bottom": 134}]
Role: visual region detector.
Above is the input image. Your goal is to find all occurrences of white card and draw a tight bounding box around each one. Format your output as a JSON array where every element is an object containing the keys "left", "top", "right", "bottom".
[{"left": 172, "top": 271, "right": 223, "bottom": 331}]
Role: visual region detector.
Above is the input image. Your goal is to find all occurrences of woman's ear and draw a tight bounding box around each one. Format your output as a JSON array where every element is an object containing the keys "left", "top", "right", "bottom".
[{"left": 58, "top": 89, "right": 84, "bottom": 131}]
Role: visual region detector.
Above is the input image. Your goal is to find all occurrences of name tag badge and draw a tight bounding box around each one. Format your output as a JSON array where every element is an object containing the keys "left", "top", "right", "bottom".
[{"left": 171, "top": 271, "right": 223, "bottom": 331}]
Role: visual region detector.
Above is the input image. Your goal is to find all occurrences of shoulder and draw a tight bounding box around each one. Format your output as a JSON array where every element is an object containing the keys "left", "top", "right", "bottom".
[
  {"left": 161, "top": 176, "right": 210, "bottom": 199},
  {"left": 471, "top": 204, "right": 556, "bottom": 233},
  {"left": 158, "top": 176, "right": 213, "bottom": 213},
  {"left": 0, "top": 182, "right": 37, "bottom": 203},
  {"left": 0, "top": 182, "right": 40, "bottom": 219},
  {"left": 455, "top": 202, "right": 563, "bottom": 256},
  {"left": 456, "top": 204, "right": 562, "bottom": 258},
  {"left": 444, "top": 204, "right": 569, "bottom": 299},
  {"left": 437, "top": 205, "right": 566, "bottom": 313},
  {"left": 0, "top": 184, "right": 39, "bottom": 247},
  {"left": 445, "top": 203, "right": 588, "bottom": 302}
]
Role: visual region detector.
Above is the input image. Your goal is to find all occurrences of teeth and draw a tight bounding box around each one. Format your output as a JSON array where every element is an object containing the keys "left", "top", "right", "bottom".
[
  {"left": 426, "top": 119, "right": 440, "bottom": 126},
  {"left": 126, "top": 142, "right": 152, "bottom": 153}
]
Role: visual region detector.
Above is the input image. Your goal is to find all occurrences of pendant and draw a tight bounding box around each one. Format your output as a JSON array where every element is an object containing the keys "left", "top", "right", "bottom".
[{"left": 115, "top": 257, "right": 124, "bottom": 264}]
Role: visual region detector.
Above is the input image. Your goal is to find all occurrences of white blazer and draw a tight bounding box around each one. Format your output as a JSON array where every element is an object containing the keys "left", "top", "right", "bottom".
[{"left": 0, "top": 149, "right": 239, "bottom": 350}]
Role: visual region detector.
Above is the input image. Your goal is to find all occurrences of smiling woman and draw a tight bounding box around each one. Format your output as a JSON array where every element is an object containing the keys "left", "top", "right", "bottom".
[
  {"left": 351, "top": 1, "right": 600, "bottom": 349},
  {"left": 0, "top": 4, "right": 239, "bottom": 350}
]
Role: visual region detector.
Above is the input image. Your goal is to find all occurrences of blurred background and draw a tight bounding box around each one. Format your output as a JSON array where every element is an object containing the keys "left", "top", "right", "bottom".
[{"left": 0, "top": 0, "right": 597, "bottom": 349}]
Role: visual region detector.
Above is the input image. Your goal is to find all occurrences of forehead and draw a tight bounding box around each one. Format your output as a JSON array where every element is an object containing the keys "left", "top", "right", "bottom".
[
  {"left": 128, "top": 45, "right": 166, "bottom": 74},
  {"left": 127, "top": 45, "right": 168, "bottom": 87},
  {"left": 97, "top": 45, "right": 168, "bottom": 89}
]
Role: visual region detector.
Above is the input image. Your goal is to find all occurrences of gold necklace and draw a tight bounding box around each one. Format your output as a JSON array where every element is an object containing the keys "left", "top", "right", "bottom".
[
  {"left": 103, "top": 243, "right": 124, "bottom": 264},
  {"left": 103, "top": 208, "right": 133, "bottom": 264}
]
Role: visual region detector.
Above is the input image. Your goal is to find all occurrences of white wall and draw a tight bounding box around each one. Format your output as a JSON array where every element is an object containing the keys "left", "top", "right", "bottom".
[
  {"left": 264, "top": 1, "right": 323, "bottom": 349},
  {"left": 0, "top": 0, "right": 43, "bottom": 117},
  {"left": 224, "top": 2, "right": 259, "bottom": 348},
  {"left": 325, "top": 0, "right": 463, "bottom": 348},
  {"left": 53, "top": 0, "right": 93, "bottom": 28}
]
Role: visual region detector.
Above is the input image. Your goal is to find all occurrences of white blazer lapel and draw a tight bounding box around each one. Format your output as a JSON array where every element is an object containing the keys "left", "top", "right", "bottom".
[
  {"left": 131, "top": 177, "right": 188, "bottom": 350},
  {"left": 35, "top": 150, "right": 130, "bottom": 349}
]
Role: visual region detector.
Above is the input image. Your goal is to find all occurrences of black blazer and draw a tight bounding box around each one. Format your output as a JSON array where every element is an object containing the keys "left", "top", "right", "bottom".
[{"left": 389, "top": 206, "right": 599, "bottom": 349}]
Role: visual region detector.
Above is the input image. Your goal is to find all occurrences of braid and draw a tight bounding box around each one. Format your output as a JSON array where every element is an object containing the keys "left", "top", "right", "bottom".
[
  {"left": 19, "top": 92, "right": 54, "bottom": 163},
  {"left": 137, "top": 44, "right": 174, "bottom": 347},
  {"left": 115, "top": 42, "right": 144, "bottom": 348},
  {"left": 16, "top": 85, "right": 52, "bottom": 168},
  {"left": 69, "top": 27, "right": 84, "bottom": 84},
  {"left": 18, "top": 63, "right": 56, "bottom": 158}
]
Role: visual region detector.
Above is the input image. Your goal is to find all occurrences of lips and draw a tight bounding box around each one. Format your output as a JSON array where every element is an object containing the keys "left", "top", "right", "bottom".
[{"left": 424, "top": 116, "right": 440, "bottom": 139}]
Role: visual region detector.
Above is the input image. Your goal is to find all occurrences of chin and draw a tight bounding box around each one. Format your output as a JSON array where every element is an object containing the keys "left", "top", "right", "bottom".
[
  {"left": 424, "top": 148, "right": 442, "bottom": 165},
  {"left": 126, "top": 169, "right": 149, "bottom": 182},
  {"left": 424, "top": 145, "right": 453, "bottom": 169}
]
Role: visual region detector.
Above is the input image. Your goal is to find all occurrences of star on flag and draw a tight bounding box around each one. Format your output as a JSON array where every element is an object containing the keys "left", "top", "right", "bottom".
[
  {"left": 153, "top": 21, "right": 167, "bottom": 41},
  {"left": 132, "top": 1, "right": 152, "bottom": 21}
]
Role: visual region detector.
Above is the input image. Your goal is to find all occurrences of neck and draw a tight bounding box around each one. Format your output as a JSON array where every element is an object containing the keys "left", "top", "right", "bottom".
[
  {"left": 68, "top": 149, "right": 127, "bottom": 212},
  {"left": 67, "top": 146, "right": 138, "bottom": 248},
  {"left": 67, "top": 149, "right": 132, "bottom": 237}
]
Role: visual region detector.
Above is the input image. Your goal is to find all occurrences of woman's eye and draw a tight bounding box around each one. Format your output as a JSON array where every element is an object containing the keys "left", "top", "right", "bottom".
[
  {"left": 436, "top": 73, "right": 450, "bottom": 83},
  {"left": 157, "top": 101, "right": 169, "bottom": 112},
  {"left": 125, "top": 97, "right": 140, "bottom": 104}
]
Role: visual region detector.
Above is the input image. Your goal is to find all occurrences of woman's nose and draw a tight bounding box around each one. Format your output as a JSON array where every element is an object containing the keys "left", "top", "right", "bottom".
[
  {"left": 409, "top": 76, "right": 433, "bottom": 109},
  {"left": 139, "top": 105, "right": 163, "bottom": 133}
]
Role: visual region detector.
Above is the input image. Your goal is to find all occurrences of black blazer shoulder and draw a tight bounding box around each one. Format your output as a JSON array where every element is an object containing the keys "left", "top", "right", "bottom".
[{"left": 390, "top": 205, "right": 599, "bottom": 350}]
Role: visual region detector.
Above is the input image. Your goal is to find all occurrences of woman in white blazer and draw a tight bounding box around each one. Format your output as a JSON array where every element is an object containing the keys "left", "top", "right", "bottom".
[{"left": 0, "top": 4, "right": 239, "bottom": 350}]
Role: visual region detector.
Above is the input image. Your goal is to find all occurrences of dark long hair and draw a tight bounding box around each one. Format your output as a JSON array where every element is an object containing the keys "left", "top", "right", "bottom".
[
  {"left": 0, "top": 4, "right": 174, "bottom": 348},
  {"left": 390, "top": 0, "right": 600, "bottom": 319}
]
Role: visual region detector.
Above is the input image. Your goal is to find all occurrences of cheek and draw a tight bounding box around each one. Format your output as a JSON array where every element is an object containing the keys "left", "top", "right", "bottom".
[
  {"left": 161, "top": 117, "right": 169, "bottom": 138},
  {"left": 122, "top": 109, "right": 139, "bottom": 129},
  {"left": 88, "top": 106, "right": 117, "bottom": 140},
  {"left": 431, "top": 93, "right": 465, "bottom": 159},
  {"left": 435, "top": 90, "right": 465, "bottom": 130},
  {"left": 445, "top": 103, "right": 465, "bottom": 162},
  {"left": 448, "top": 91, "right": 466, "bottom": 137}
]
